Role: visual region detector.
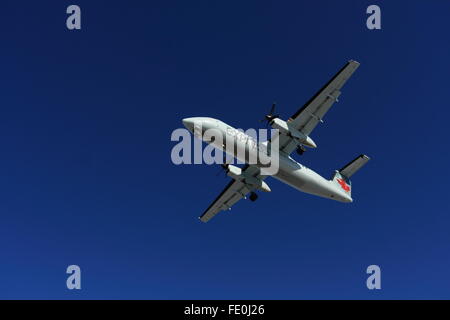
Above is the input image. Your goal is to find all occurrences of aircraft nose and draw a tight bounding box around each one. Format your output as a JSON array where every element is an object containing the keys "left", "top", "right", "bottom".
[{"left": 182, "top": 118, "right": 195, "bottom": 131}]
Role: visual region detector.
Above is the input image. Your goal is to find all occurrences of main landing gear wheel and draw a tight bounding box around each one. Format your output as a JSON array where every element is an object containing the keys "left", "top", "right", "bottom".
[
  {"left": 249, "top": 192, "right": 258, "bottom": 202},
  {"left": 296, "top": 145, "right": 306, "bottom": 156}
]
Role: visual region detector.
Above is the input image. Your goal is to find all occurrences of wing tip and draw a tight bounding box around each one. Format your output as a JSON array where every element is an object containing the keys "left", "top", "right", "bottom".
[
  {"left": 359, "top": 154, "right": 371, "bottom": 161},
  {"left": 348, "top": 59, "right": 361, "bottom": 68}
]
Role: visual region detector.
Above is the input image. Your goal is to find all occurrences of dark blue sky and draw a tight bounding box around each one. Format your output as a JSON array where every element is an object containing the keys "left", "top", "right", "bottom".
[{"left": 1, "top": 1, "right": 450, "bottom": 299}]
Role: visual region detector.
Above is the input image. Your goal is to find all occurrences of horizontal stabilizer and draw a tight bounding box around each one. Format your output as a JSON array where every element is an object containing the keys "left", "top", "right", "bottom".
[{"left": 339, "top": 154, "right": 370, "bottom": 179}]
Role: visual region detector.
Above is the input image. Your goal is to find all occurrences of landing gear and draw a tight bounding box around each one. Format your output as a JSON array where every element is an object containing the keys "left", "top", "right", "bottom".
[
  {"left": 249, "top": 192, "right": 258, "bottom": 202},
  {"left": 296, "top": 145, "right": 306, "bottom": 156}
]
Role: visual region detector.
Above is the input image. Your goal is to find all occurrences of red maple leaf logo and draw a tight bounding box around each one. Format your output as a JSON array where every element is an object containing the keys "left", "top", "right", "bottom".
[{"left": 337, "top": 178, "right": 351, "bottom": 192}]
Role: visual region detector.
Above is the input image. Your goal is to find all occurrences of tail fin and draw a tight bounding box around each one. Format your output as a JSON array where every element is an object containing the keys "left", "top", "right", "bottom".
[{"left": 332, "top": 154, "right": 370, "bottom": 197}]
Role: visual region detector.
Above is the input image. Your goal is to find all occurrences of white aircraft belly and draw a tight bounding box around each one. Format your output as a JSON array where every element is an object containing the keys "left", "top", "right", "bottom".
[{"left": 212, "top": 124, "right": 351, "bottom": 203}]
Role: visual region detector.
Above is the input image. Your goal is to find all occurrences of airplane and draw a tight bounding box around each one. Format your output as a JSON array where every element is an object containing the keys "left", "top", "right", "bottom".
[{"left": 182, "top": 60, "right": 370, "bottom": 222}]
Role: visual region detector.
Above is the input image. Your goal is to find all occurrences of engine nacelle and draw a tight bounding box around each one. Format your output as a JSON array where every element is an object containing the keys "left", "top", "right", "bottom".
[
  {"left": 270, "top": 118, "right": 317, "bottom": 148},
  {"left": 226, "top": 164, "right": 242, "bottom": 179},
  {"left": 226, "top": 165, "right": 271, "bottom": 192},
  {"left": 244, "top": 176, "right": 271, "bottom": 192},
  {"left": 270, "top": 118, "right": 291, "bottom": 135}
]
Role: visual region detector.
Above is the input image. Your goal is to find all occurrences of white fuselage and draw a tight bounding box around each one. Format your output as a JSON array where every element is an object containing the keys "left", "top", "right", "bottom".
[{"left": 183, "top": 117, "right": 352, "bottom": 203}]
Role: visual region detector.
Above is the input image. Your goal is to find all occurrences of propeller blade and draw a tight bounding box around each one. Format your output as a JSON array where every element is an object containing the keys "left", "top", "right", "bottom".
[
  {"left": 260, "top": 101, "right": 279, "bottom": 127},
  {"left": 270, "top": 102, "right": 276, "bottom": 115}
]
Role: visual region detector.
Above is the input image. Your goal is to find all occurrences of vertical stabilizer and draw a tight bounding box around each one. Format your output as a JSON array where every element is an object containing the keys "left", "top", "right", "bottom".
[{"left": 331, "top": 154, "right": 370, "bottom": 197}]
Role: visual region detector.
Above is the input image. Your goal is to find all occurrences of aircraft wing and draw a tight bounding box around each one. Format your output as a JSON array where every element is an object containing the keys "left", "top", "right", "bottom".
[
  {"left": 275, "top": 60, "right": 360, "bottom": 155},
  {"left": 199, "top": 165, "right": 266, "bottom": 222}
]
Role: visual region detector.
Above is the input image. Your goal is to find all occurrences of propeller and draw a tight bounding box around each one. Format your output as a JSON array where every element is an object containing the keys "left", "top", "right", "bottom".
[{"left": 260, "top": 102, "right": 279, "bottom": 127}]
